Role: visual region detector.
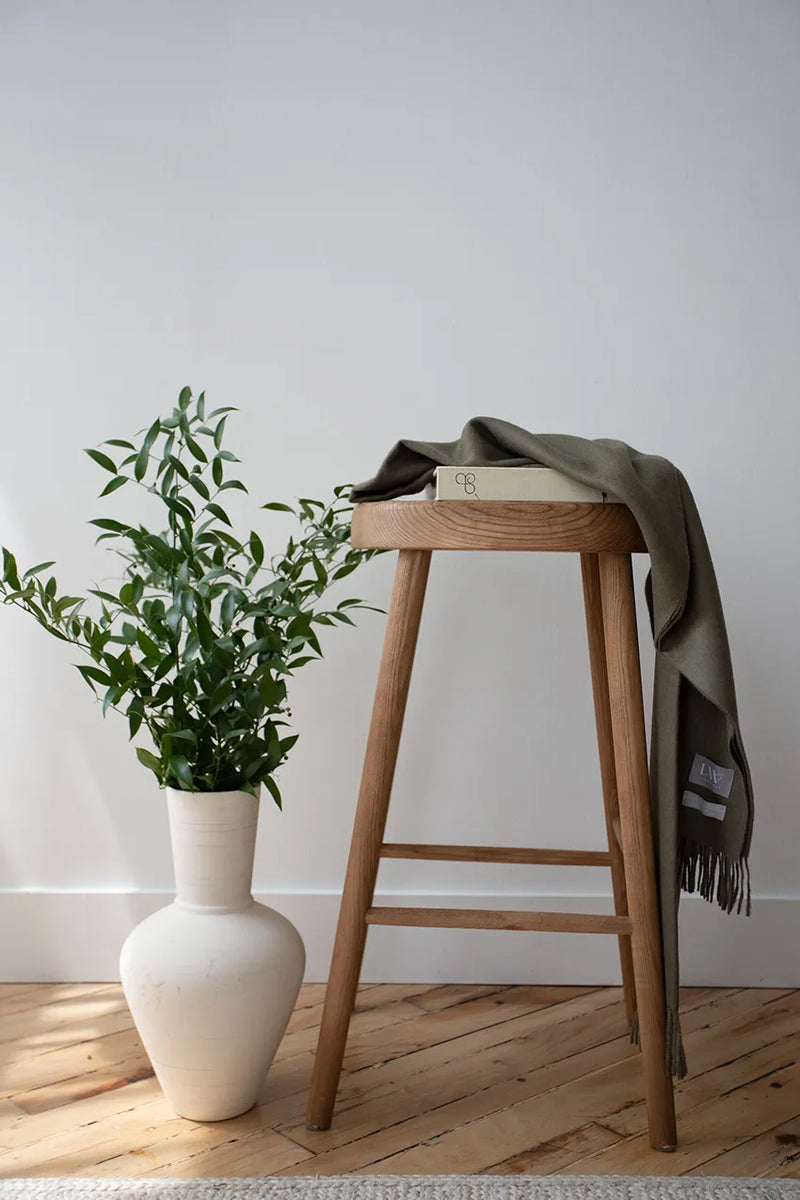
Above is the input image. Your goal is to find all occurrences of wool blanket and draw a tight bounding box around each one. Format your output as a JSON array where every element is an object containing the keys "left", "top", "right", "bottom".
[{"left": 351, "top": 418, "right": 754, "bottom": 1076}]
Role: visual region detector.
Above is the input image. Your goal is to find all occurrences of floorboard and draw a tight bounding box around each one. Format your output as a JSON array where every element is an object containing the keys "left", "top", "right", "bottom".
[{"left": 0, "top": 983, "right": 797, "bottom": 1179}]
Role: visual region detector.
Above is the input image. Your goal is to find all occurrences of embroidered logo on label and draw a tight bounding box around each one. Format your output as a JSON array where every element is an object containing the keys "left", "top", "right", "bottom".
[
  {"left": 688, "top": 754, "right": 735, "bottom": 799},
  {"left": 682, "top": 790, "right": 727, "bottom": 822}
]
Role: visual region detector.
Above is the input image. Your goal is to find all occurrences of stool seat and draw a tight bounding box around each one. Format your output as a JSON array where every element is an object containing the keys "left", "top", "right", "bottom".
[
  {"left": 308, "top": 499, "right": 677, "bottom": 1152},
  {"left": 352, "top": 499, "right": 646, "bottom": 553}
]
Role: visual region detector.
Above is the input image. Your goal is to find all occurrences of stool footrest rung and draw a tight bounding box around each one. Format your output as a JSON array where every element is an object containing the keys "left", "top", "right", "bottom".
[
  {"left": 380, "top": 842, "right": 612, "bottom": 867},
  {"left": 365, "top": 906, "right": 632, "bottom": 935}
]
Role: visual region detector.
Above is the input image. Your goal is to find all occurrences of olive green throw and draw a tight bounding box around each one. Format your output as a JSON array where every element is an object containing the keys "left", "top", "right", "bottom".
[{"left": 351, "top": 417, "right": 753, "bottom": 1078}]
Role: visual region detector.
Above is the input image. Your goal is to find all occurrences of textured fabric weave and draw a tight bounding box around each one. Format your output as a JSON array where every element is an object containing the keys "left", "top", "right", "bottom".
[
  {"left": 0, "top": 1177, "right": 797, "bottom": 1200},
  {"left": 352, "top": 418, "right": 754, "bottom": 1076}
]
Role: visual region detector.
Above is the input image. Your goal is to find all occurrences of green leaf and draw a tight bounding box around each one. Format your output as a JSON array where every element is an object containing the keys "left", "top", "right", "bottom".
[
  {"left": 143, "top": 533, "right": 175, "bottom": 567},
  {"left": 178, "top": 386, "right": 192, "bottom": 411},
  {"left": 287, "top": 655, "right": 315, "bottom": 670},
  {"left": 264, "top": 774, "right": 283, "bottom": 810},
  {"left": 196, "top": 607, "right": 214, "bottom": 651},
  {"left": 154, "top": 652, "right": 174, "bottom": 681},
  {"left": 88, "top": 588, "right": 120, "bottom": 605},
  {"left": 206, "top": 406, "right": 237, "bottom": 419},
  {"left": 22, "top": 561, "right": 56, "bottom": 579},
  {"left": 99, "top": 475, "right": 128, "bottom": 497},
  {"left": 136, "top": 628, "right": 160, "bottom": 658},
  {"left": 249, "top": 532, "right": 264, "bottom": 567},
  {"left": 168, "top": 454, "right": 190, "bottom": 481},
  {"left": 197, "top": 391, "right": 206, "bottom": 420},
  {"left": 257, "top": 672, "right": 285, "bottom": 708},
  {"left": 163, "top": 495, "right": 194, "bottom": 524},
  {"left": 4, "top": 585, "right": 36, "bottom": 603},
  {"left": 77, "top": 664, "right": 112, "bottom": 687},
  {"left": 216, "top": 450, "right": 240, "bottom": 462},
  {"left": 103, "top": 439, "right": 136, "bottom": 450},
  {"left": 144, "top": 418, "right": 162, "bottom": 451},
  {"left": 188, "top": 474, "right": 210, "bottom": 500},
  {"left": 220, "top": 588, "right": 237, "bottom": 630},
  {"left": 84, "top": 448, "right": 118, "bottom": 474},
  {"left": 169, "top": 756, "right": 194, "bottom": 789},
  {"left": 209, "top": 678, "right": 234, "bottom": 714},
  {"left": 168, "top": 730, "right": 197, "bottom": 747},
  {"left": 219, "top": 479, "right": 248, "bottom": 493},
  {"left": 55, "top": 595, "right": 84, "bottom": 616},
  {"left": 136, "top": 746, "right": 162, "bottom": 773},
  {"left": 212, "top": 456, "right": 223, "bottom": 487},
  {"left": 128, "top": 706, "right": 143, "bottom": 739},
  {"left": 134, "top": 442, "right": 149, "bottom": 482},
  {"left": 206, "top": 502, "right": 231, "bottom": 527},
  {"left": 261, "top": 502, "right": 294, "bottom": 513},
  {"left": 332, "top": 561, "right": 359, "bottom": 580},
  {"left": 213, "top": 416, "right": 227, "bottom": 449},
  {"left": 89, "top": 518, "right": 129, "bottom": 533},
  {"left": 2, "top": 549, "right": 20, "bottom": 588},
  {"left": 165, "top": 605, "right": 182, "bottom": 632},
  {"left": 185, "top": 435, "right": 207, "bottom": 463}
]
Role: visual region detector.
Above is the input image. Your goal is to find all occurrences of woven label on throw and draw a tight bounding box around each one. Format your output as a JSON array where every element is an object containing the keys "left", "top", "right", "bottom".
[
  {"left": 682, "top": 789, "right": 727, "bottom": 821},
  {"left": 688, "top": 753, "right": 735, "bottom": 798}
]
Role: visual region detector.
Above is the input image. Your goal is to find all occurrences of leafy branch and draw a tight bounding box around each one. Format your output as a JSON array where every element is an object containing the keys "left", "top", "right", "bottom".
[{"left": 0, "top": 387, "right": 380, "bottom": 804}]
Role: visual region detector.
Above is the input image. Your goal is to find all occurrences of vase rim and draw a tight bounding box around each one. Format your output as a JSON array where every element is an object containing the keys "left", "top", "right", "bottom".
[{"left": 164, "top": 785, "right": 261, "bottom": 798}]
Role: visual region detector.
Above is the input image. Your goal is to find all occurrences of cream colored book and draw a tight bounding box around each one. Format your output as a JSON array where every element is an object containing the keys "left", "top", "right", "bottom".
[{"left": 435, "top": 466, "right": 616, "bottom": 503}]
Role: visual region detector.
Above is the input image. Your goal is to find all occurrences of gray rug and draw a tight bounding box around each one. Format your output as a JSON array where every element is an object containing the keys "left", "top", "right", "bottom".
[{"left": 1, "top": 1178, "right": 798, "bottom": 1200}]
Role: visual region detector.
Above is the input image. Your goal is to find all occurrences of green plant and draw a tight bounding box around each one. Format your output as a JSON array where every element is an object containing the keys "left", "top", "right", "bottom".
[{"left": 0, "top": 387, "right": 379, "bottom": 804}]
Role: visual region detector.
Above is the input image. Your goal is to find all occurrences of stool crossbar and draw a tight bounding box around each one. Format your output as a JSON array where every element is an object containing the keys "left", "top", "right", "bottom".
[{"left": 306, "top": 500, "right": 677, "bottom": 1151}]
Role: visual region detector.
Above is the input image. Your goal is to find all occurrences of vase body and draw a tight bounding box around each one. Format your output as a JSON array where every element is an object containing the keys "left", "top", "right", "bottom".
[{"left": 120, "top": 787, "right": 305, "bottom": 1121}]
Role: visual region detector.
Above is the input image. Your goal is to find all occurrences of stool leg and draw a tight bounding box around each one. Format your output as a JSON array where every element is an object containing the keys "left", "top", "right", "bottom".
[
  {"left": 306, "top": 548, "right": 432, "bottom": 1131},
  {"left": 580, "top": 553, "right": 637, "bottom": 1025},
  {"left": 598, "top": 552, "right": 677, "bottom": 1152}
]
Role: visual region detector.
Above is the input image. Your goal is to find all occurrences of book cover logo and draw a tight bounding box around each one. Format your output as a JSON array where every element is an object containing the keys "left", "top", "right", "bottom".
[{"left": 454, "top": 471, "right": 480, "bottom": 498}]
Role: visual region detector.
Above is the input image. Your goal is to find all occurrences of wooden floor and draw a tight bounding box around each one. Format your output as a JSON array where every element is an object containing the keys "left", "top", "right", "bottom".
[{"left": 1, "top": 982, "right": 800, "bottom": 1179}]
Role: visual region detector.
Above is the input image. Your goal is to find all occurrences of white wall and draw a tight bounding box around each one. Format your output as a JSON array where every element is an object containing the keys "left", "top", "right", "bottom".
[{"left": 1, "top": 0, "right": 798, "bottom": 984}]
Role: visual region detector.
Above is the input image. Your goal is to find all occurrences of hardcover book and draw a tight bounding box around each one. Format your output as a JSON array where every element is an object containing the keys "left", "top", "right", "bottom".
[{"left": 435, "top": 466, "right": 616, "bottom": 503}]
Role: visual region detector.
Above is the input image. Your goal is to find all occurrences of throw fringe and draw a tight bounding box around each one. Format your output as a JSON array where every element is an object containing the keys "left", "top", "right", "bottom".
[
  {"left": 680, "top": 839, "right": 751, "bottom": 916},
  {"left": 628, "top": 1008, "right": 687, "bottom": 1079}
]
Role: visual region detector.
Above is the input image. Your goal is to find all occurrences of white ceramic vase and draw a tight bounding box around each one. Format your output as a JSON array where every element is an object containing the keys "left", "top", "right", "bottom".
[{"left": 120, "top": 787, "right": 305, "bottom": 1122}]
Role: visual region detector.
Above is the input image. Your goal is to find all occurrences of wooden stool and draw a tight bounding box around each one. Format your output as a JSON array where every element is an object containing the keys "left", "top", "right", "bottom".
[{"left": 306, "top": 500, "right": 677, "bottom": 1151}]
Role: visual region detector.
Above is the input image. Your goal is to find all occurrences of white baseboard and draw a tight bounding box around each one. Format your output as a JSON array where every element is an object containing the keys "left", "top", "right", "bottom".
[{"left": 1, "top": 890, "right": 796, "bottom": 986}]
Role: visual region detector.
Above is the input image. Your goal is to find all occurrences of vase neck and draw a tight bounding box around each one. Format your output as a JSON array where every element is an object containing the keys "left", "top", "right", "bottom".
[{"left": 167, "top": 789, "right": 260, "bottom": 913}]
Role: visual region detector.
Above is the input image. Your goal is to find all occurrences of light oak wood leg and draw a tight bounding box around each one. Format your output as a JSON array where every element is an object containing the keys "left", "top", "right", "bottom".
[
  {"left": 306, "top": 548, "right": 432, "bottom": 1130},
  {"left": 598, "top": 552, "right": 677, "bottom": 1152},
  {"left": 580, "top": 552, "right": 637, "bottom": 1025}
]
